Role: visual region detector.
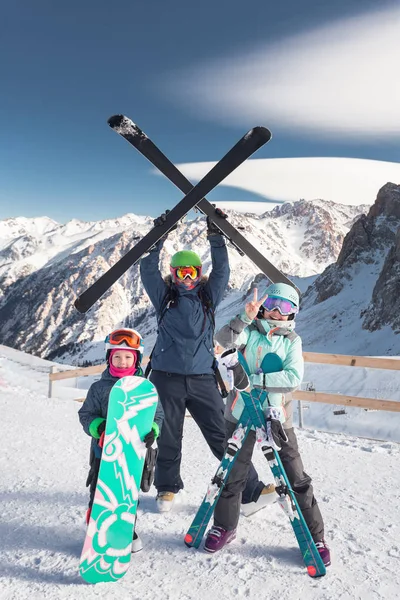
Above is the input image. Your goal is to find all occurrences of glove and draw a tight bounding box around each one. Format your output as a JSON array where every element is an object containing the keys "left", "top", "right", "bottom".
[
  {"left": 85, "top": 457, "right": 101, "bottom": 487},
  {"left": 143, "top": 422, "right": 160, "bottom": 448},
  {"left": 153, "top": 209, "right": 178, "bottom": 237},
  {"left": 96, "top": 420, "right": 106, "bottom": 448},
  {"left": 221, "top": 349, "right": 249, "bottom": 391},
  {"left": 265, "top": 407, "right": 288, "bottom": 451},
  {"left": 220, "top": 348, "right": 239, "bottom": 369},
  {"left": 141, "top": 446, "right": 158, "bottom": 492},
  {"left": 207, "top": 206, "right": 227, "bottom": 236}
]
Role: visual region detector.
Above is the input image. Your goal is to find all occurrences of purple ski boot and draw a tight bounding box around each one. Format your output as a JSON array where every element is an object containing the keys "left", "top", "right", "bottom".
[
  {"left": 315, "top": 539, "right": 331, "bottom": 566},
  {"left": 204, "top": 526, "right": 236, "bottom": 553}
]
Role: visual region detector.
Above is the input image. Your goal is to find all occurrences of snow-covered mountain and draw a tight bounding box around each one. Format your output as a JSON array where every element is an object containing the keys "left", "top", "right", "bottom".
[
  {"left": 2, "top": 182, "right": 400, "bottom": 361},
  {"left": 0, "top": 199, "right": 368, "bottom": 362},
  {"left": 297, "top": 183, "right": 400, "bottom": 355},
  {"left": 0, "top": 213, "right": 153, "bottom": 290}
]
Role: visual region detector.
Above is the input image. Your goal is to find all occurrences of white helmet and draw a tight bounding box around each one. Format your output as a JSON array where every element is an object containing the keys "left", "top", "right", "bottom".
[{"left": 105, "top": 328, "right": 144, "bottom": 362}]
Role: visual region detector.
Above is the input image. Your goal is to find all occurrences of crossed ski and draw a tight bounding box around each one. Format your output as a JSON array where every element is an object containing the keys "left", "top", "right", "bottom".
[
  {"left": 107, "top": 115, "right": 293, "bottom": 286},
  {"left": 185, "top": 353, "right": 326, "bottom": 579},
  {"left": 74, "top": 117, "right": 297, "bottom": 314}
]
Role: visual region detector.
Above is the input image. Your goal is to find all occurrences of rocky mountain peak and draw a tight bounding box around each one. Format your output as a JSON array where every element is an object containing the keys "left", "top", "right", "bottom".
[
  {"left": 368, "top": 182, "right": 400, "bottom": 219},
  {"left": 301, "top": 182, "right": 400, "bottom": 347},
  {"left": 336, "top": 182, "right": 400, "bottom": 269},
  {"left": 362, "top": 225, "right": 400, "bottom": 334}
]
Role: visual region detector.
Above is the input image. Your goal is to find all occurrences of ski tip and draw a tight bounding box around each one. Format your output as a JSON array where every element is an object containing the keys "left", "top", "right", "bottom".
[
  {"left": 184, "top": 533, "right": 194, "bottom": 546},
  {"left": 74, "top": 296, "right": 89, "bottom": 314},
  {"left": 307, "top": 564, "right": 325, "bottom": 577},
  {"left": 245, "top": 126, "right": 272, "bottom": 142},
  {"left": 107, "top": 115, "right": 146, "bottom": 139},
  {"left": 107, "top": 114, "right": 125, "bottom": 128}
]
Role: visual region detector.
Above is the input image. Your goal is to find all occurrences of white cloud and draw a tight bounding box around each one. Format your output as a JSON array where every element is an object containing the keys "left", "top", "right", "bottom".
[
  {"left": 176, "top": 156, "right": 400, "bottom": 206},
  {"left": 166, "top": 7, "right": 400, "bottom": 138}
]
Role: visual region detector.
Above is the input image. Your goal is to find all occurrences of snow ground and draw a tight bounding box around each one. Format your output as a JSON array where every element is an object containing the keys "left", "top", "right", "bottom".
[{"left": 1, "top": 352, "right": 400, "bottom": 600}]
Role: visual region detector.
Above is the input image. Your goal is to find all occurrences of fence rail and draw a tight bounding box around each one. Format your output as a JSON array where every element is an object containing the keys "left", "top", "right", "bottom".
[
  {"left": 303, "top": 352, "right": 400, "bottom": 371},
  {"left": 49, "top": 364, "right": 106, "bottom": 382},
  {"left": 292, "top": 390, "right": 400, "bottom": 413},
  {"left": 49, "top": 352, "right": 400, "bottom": 414}
]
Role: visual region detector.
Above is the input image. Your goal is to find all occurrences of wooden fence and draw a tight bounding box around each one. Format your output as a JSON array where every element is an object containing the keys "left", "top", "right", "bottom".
[
  {"left": 292, "top": 352, "right": 400, "bottom": 414},
  {"left": 48, "top": 352, "right": 400, "bottom": 415}
]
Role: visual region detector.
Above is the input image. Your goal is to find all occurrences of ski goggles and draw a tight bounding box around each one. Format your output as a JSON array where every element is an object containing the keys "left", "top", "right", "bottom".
[
  {"left": 172, "top": 266, "right": 201, "bottom": 280},
  {"left": 105, "top": 329, "right": 142, "bottom": 349},
  {"left": 262, "top": 296, "right": 298, "bottom": 316}
]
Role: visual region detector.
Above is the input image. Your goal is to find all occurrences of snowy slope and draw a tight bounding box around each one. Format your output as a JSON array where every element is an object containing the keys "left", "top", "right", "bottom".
[
  {"left": 1, "top": 352, "right": 400, "bottom": 599},
  {"left": 297, "top": 260, "right": 396, "bottom": 356}
]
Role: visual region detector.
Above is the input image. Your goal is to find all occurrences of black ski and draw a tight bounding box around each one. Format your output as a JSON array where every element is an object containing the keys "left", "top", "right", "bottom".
[
  {"left": 74, "top": 122, "right": 271, "bottom": 313},
  {"left": 108, "top": 115, "right": 297, "bottom": 290}
]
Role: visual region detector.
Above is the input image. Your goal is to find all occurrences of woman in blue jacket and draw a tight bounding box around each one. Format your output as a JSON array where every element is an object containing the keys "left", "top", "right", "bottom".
[{"left": 140, "top": 210, "right": 266, "bottom": 513}]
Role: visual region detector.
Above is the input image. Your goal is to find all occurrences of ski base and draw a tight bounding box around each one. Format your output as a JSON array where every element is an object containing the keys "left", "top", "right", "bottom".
[
  {"left": 184, "top": 418, "right": 252, "bottom": 548},
  {"left": 75, "top": 120, "right": 272, "bottom": 313},
  {"left": 237, "top": 352, "right": 326, "bottom": 578},
  {"left": 240, "top": 386, "right": 326, "bottom": 577}
]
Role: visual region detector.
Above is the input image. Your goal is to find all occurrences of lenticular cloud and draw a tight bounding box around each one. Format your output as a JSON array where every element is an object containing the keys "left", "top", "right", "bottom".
[{"left": 166, "top": 7, "right": 400, "bottom": 139}]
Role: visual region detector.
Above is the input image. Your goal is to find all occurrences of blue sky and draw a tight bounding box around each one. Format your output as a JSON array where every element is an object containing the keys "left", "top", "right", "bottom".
[{"left": 1, "top": 0, "right": 398, "bottom": 223}]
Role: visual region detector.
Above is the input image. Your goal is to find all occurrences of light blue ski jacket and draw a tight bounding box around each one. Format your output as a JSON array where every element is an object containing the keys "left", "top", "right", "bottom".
[{"left": 215, "top": 313, "right": 304, "bottom": 424}]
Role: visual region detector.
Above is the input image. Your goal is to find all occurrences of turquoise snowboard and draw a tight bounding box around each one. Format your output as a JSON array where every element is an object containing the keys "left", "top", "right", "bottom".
[{"left": 79, "top": 376, "right": 158, "bottom": 584}]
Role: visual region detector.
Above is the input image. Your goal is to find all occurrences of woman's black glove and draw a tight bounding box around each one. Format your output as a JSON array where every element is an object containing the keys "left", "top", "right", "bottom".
[
  {"left": 153, "top": 209, "right": 178, "bottom": 236},
  {"left": 207, "top": 206, "right": 227, "bottom": 235}
]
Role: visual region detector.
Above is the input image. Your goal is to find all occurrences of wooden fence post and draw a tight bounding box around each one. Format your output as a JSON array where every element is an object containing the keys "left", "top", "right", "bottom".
[
  {"left": 298, "top": 400, "right": 304, "bottom": 429},
  {"left": 48, "top": 366, "right": 55, "bottom": 398}
]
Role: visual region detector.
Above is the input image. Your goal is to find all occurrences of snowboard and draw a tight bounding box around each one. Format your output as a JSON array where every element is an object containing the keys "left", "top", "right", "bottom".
[{"left": 79, "top": 376, "right": 158, "bottom": 584}]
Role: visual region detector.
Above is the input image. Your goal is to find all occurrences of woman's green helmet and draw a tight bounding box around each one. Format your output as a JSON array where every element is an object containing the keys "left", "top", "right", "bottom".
[{"left": 170, "top": 250, "right": 202, "bottom": 268}]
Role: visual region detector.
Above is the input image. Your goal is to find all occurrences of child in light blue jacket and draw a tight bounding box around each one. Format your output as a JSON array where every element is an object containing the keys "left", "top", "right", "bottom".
[{"left": 204, "top": 284, "right": 331, "bottom": 567}]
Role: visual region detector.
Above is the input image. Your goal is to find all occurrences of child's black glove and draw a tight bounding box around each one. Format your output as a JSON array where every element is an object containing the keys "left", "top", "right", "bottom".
[
  {"left": 143, "top": 422, "right": 159, "bottom": 448},
  {"left": 221, "top": 348, "right": 249, "bottom": 391},
  {"left": 265, "top": 407, "right": 288, "bottom": 451}
]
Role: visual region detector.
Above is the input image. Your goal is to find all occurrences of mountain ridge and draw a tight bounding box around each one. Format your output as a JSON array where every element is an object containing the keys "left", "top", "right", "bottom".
[{"left": 2, "top": 192, "right": 399, "bottom": 362}]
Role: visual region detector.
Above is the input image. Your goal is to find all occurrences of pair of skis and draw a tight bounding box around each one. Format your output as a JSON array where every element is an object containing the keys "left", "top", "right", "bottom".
[
  {"left": 185, "top": 352, "right": 326, "bottom": 579},
  {"left": 74, "top": 116, "right": 298, "bottom": 314},
  {"left": 183, "top": 350, "right": 285, "bottom": 550}
]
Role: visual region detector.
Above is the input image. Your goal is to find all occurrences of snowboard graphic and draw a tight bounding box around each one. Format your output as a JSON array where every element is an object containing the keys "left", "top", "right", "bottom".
[{"left": 79, "top": 376, "right": 158, "bottom": 584}]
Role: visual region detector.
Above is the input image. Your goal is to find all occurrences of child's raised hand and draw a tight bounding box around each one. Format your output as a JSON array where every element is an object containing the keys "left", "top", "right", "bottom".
[{"left": 245, "top": 288, "right": 268, "bottom": 321}]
